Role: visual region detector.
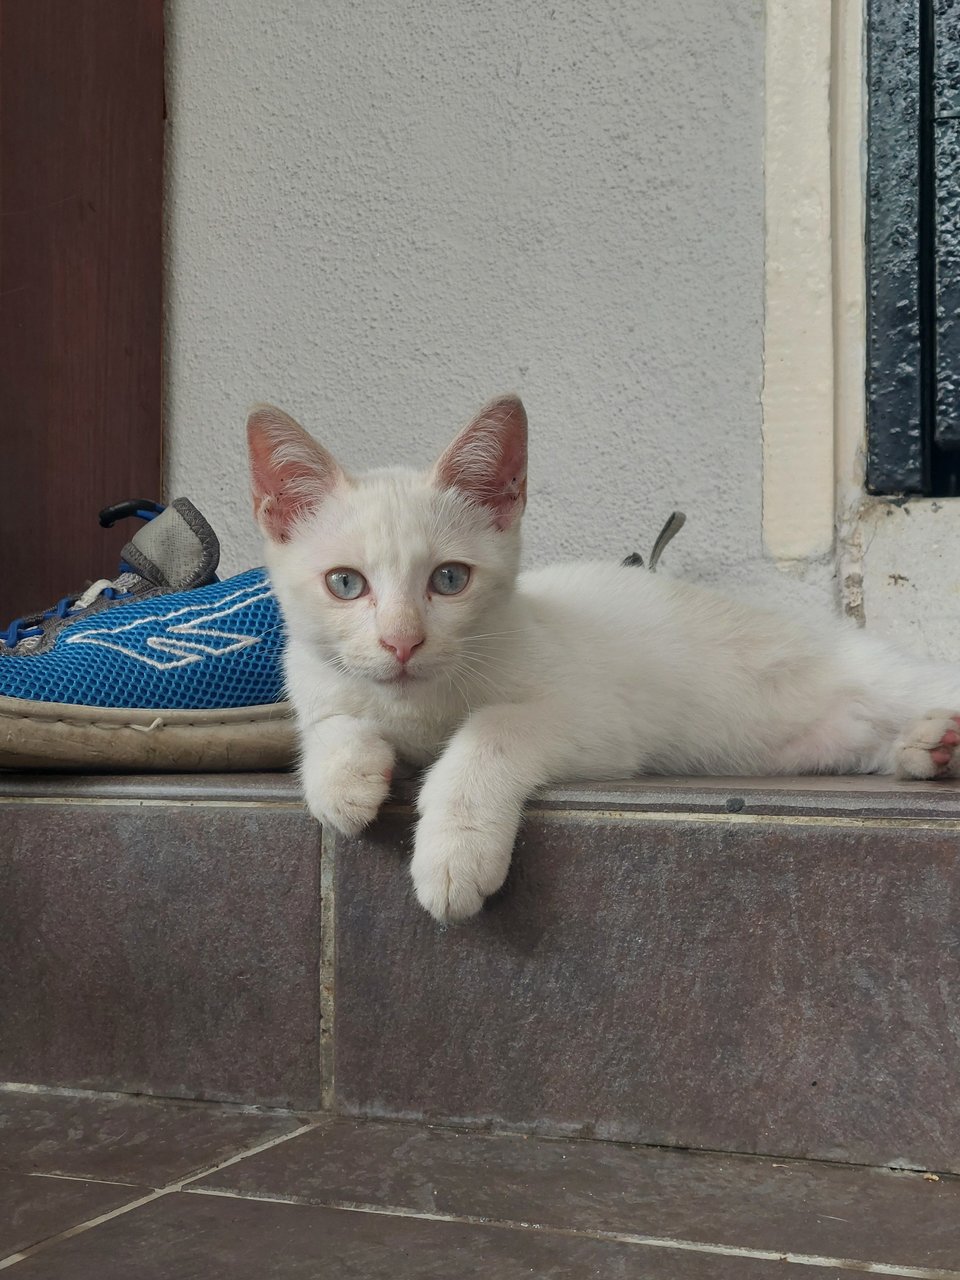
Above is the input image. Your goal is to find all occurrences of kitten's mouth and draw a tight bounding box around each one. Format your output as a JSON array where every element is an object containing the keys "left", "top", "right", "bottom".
[{"left": 373, "top": 668, "right": 420, "bottom": 686}]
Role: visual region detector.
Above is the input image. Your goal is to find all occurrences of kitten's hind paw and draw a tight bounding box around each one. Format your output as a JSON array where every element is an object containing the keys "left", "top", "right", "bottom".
[{"left": 896, "top": 711, "right": 960, "bottom": 780}]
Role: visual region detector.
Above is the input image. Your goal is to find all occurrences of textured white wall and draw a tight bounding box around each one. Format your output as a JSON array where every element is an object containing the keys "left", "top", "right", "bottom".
[{"left": 165, "top": 0, "right": 771, "bottom": 587}]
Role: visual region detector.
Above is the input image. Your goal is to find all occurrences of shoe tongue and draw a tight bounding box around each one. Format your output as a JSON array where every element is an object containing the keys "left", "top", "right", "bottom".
[{"left": 121, "top": 498, "right": 221, "bottom": 590}]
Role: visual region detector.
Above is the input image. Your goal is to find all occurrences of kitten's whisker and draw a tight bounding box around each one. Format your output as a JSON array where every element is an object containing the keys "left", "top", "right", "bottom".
[
  {"left": 459, "top": 630, "right": 526, "bottom": 641},
  {"left": 453, "top": 658, "right": 503, "bottom": 700},
  {"left": 457, "top": 646, "right": 507, "bottom": 662},
  {"left": 456, "top": 650, "right": 512, "bottom": 675},
  {"left": 445, "top": 668, "right": 472, "bottom": 717}
]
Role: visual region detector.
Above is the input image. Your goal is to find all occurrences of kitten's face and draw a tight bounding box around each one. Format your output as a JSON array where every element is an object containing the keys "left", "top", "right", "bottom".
[{"left": 247, "top": 397, "right": 527, "bottom": 687}]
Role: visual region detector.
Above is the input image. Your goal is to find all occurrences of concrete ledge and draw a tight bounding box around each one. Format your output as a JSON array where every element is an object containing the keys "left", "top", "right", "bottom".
[{"left": 4, "top": 769, "right": 960, "bottom": 819}]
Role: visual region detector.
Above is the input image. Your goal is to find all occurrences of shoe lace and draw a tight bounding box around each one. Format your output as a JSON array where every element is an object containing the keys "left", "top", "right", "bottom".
[{"left": 1, "top": 502, "right": 165, "bottom": 651}]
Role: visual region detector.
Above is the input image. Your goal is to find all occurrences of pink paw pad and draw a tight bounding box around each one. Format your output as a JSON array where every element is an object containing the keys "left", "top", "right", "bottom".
[
  {"left": 897, "top": 712, "right": 960, "bottom": 781},
  {"left": 930, "top": 719, "right": 960, "bottom": 767}
]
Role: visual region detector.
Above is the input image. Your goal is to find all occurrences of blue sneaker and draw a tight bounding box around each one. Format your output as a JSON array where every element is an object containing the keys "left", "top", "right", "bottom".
[{"left": 0, "top": 500, "right": 293, "bottom": 770}]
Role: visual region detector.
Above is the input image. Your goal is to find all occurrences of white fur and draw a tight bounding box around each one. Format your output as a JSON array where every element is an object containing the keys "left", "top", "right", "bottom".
[{"left": 252, "top": 404, "right": 960, "bottom": 923}]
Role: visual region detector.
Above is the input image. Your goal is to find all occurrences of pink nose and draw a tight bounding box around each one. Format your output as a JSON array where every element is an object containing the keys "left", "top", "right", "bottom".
[{"left": 379, "top": 635, "right": 425, "bottom": 665}]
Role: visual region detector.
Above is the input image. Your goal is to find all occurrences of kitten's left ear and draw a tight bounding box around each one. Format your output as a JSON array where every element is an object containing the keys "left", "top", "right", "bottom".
[
  {"left": 433, "top": 395, "right": 527, "bottom": 531},
  {"left": 247, "top": 404, "right": 344, "bottom": 544}
]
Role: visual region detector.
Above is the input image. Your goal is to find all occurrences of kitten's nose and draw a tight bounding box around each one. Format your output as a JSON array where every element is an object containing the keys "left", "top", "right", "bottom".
[{"left": 379, "top": 634, "right": 425, "bottom": 665}]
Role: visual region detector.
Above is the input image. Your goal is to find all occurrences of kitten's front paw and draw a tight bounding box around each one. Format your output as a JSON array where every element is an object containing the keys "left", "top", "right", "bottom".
[
  {"left": 411, "top": 816, "right": 513, "bottom": 923},
  {"left": 302, "top": 736, "right": 395, "bottom": 836},
  {"left": 896, "top": 710, "right": 960, "bottom": 780}
]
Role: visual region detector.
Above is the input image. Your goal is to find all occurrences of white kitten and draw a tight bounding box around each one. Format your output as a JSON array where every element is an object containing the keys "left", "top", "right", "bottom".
[{"left": 248, "top": 395, "right": 960, "bottom": 923}]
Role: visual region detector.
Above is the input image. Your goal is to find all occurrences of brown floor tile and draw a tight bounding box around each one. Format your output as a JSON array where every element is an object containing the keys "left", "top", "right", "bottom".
[
  {"left": 334, "top": 809, "right": 960, "bottom": 1171},
  {"left": 195, "top": 1115, "right": 960, "bottom": 1272},
  {"left": 9, "top": 1190, "right": 855, "bottom": 1279},
  {"left": 0, "top": 1091, "right": 307, "bottom": 1184},
  {"left": 0, "top": 1172, "right": 140, "bottom": 1259},
  {"left": 0, "top": 800, "right": 321, "bottom": 1106}
]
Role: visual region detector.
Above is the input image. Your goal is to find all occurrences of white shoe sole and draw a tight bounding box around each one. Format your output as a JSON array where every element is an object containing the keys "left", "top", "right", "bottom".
[{"left": 0, "top": 696, "right": 296, "bottom": 771}]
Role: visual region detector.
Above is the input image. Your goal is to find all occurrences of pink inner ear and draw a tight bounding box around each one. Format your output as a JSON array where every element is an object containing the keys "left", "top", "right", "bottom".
[
  {"left": 434, "top": 396, "right": 528, "bottom": 531},
  {"left": 247, "top": 407, "right": 341, "bottom": 544}
]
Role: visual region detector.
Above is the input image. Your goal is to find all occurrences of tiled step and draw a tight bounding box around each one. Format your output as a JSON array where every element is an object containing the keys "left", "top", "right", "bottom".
[
  {"left": 3, "top": 772, "right": 960, "bottom": 1175},
  {"left": 2, "top": 1088, "right": 958, "bottom": 1277},
  {"left": 333, "top": 774, "right": 960, "bottom": 1173},
  {"left": 0, "top": 774, "right": 322, "bottom": 1108}
]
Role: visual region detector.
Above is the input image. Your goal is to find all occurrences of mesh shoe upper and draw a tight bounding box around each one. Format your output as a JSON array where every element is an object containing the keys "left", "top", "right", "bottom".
[
  {"left": 0, "top": 569, "right": 285, "bottom": 710},
  {"left": 0, "top": 501, "right": 286, "bottom": 710}
]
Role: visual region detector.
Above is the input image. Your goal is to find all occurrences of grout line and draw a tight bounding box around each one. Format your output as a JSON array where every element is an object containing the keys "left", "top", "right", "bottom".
[
  {"left": 275, "top": 1106, "right": 958, "bottom": 1181},
  {"left": 380, "top": 802, "right": 960, "bottom": 831},
  {"left": 0, "top": 1121, "right": 319, "bottom": 1270},
  {"left": 319, "top": 826, "right": 336, "bottom": 1112},
  {"left": 333, "top": 1112, "right": 958, "bottom": 1181},
  {"left": 183, "top": 1189, "right": 960, "bottom": 1279},
  {"left": 175, "top": 1122, "right": 321, "bottom": 1191},
  {"left": 28, "top": 1172, "right": 142, "bottom": 1189},
  {"left": 0, "top": 1188, "right": 169, "bottom": 1270},
  {"left": 1, "top": 1082, "right": 953, "bottom": 1183},
  {"left": 522, "top": 808, "right": 960, "bottom": 832},
  {"left": 0, "top": 796, "right": 303, "bottom": 811},
  {"left": 0, "top": 1080, "right": 304, "bottom": 1116}
]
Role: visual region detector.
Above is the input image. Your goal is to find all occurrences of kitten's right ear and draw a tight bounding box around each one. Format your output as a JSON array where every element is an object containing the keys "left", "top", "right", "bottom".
[
  {"left": 246, "top": 404, "right": 343, "bottom": 544},
  {"left": 433, "top": 394, "right": 528, "bottom": 531}
]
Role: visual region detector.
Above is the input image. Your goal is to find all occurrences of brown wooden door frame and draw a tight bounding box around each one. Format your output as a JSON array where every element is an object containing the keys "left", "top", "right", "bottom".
[{"left": 0, "top": 0, "right": 164, "bottom": 619}]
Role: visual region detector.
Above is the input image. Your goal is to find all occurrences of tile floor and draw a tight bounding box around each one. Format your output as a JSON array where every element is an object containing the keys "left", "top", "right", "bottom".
[{"left": 1, "top": 1088, "right": 957, "bottom": 1278}]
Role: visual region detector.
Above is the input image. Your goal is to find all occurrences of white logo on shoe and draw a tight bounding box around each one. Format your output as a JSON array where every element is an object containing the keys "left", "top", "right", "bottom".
[{"left": 64, "top": 582, "right": 275, "bottom": 670}]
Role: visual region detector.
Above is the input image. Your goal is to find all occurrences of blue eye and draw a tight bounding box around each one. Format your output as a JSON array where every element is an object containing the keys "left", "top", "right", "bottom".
[
  {"left": 430, "top": 562, "right": 471, "bottom": 596},
  {"left": 325, "top": 568, "right": 368, "bottom": 600}
]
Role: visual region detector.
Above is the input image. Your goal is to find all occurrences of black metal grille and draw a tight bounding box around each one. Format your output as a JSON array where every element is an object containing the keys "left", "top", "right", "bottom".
[{"left": 868, "top": 0, "right": 960, "bottom": 496}]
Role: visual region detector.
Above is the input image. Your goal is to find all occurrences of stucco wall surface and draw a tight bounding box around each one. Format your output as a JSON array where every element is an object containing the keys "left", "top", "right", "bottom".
[{"left": 165, "top": 0, "right": 774, "bottom": 591}]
